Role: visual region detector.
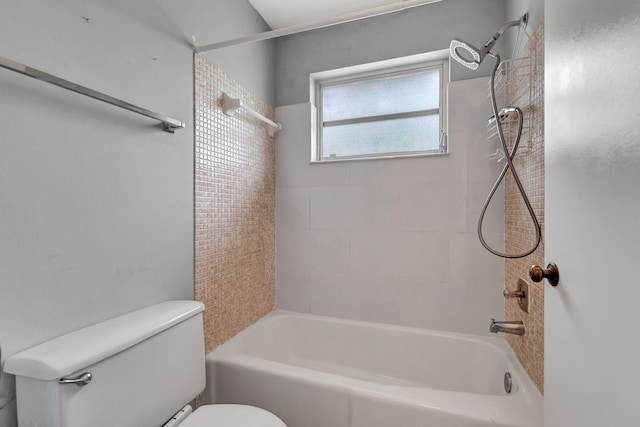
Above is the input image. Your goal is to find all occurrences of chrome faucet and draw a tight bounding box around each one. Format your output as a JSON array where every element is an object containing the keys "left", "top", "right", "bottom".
[{"left": 490, "top": 318, "right": 525, "bottom": 335}]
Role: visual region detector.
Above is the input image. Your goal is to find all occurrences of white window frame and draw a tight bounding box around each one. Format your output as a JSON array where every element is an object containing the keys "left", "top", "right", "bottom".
[{"left": 310, "top": 51, "right": 449, "bottom": 163}]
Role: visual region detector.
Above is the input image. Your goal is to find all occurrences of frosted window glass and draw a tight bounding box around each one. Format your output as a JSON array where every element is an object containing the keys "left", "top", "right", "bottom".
[
  {"left": 322, "top": 115, "right": 440, "bottom": 158},
  {"left": 322, "top": 68, "right": 440, "bottom": 122}
]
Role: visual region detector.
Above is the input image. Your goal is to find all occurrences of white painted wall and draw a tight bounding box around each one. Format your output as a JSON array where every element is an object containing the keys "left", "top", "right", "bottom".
[
  {"left": 545, "top": 0, "right": 640, "bottom": 425},
  {"left": 0, "top": 1, "right": 273, "bottom": 426},
  {"left": 193, "top": 1, "right": 276, "bottom": 104},
  {"left": 275, "top": 77, "right": 505, "bottom": 334},
  {"left": 274, "top": 0, "right": 507, "bottom": 106}
]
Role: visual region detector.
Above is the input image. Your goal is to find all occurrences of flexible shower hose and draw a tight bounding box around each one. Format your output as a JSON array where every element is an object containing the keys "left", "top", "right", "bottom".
[{"left": 477, "top": 53, "right": 541, "bottom": 259}]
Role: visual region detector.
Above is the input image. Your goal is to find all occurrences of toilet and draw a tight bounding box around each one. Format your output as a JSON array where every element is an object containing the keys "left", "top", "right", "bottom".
[{"left": 4, "top": 301, "right": 286, "bottom": 427}]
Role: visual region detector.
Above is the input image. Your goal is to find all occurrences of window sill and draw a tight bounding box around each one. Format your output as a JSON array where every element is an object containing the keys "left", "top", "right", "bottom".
[{"left": 310, "top": 151, "right": 450, "bottom": 164}]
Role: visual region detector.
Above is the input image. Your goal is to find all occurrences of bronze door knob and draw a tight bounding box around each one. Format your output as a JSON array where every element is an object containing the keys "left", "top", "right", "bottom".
[{"left": 529, "top": 263, "right": 560, "bottom": 286}]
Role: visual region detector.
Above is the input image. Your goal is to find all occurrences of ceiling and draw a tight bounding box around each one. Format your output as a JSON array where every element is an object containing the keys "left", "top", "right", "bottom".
[{"left": 247, "top": 0, "right": 406, "bottom": 29}]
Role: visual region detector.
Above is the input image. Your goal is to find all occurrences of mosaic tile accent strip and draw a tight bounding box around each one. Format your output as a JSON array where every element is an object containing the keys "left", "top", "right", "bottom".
[
  {"left": 504, "top": 22, "right": 545, "bottom": 394},
  {"left": 194, "top": 54, "right": 275, "bottom": 353}
]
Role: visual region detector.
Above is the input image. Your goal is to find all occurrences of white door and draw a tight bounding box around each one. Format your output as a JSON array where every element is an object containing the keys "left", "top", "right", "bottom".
[{"left": 545, "top": 1, "right": 640, "bottom": 426}]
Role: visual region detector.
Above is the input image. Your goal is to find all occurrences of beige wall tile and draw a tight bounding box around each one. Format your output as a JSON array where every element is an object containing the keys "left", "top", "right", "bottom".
[
  {"left": 504, "top": 22, "right": 545, "bottom": 394},
  {"left": 194, "top": 54, "right": 276, "bottom": 352}
]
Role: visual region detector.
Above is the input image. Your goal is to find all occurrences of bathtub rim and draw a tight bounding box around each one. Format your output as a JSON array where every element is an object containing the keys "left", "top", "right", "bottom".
[{"left": 206, "top": 310, "right": 543, "bottom": 426}]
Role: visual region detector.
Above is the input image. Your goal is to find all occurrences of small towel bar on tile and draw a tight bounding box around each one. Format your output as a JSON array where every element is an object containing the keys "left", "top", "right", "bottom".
[{"left": 221, "top": 92, "right": 281, "bottom": 137}]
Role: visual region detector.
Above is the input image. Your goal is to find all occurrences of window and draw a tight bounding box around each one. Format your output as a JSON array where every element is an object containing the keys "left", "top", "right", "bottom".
[{"left": 313, "top": 57, "right": 448, "bottom": 162}]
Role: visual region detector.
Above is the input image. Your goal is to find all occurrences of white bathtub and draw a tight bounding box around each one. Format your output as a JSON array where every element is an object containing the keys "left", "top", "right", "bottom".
[{"left": 205, "top": 311, "right": 542, "bottom": 427}]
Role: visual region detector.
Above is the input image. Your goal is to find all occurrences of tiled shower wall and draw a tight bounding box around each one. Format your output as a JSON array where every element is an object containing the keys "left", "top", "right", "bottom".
[
  {"left": 194, "top": 54, "right": 276, "bottom": 353},
  {"left": 504, "top": 22, "right": 545, "bottom": 393},
  {"left": 275, "top": 77, "right": 506, "bottom": 335}
]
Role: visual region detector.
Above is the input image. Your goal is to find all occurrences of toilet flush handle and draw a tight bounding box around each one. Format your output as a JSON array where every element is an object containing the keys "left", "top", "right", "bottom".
[{"left": 59, "top": 372, "right": 92, "bottom": 387}]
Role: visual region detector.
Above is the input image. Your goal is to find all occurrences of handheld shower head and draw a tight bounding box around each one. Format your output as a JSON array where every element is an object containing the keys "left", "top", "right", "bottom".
[
  {"left": 449, "top": 13, "right": 528, "bottom": 70},
  {"left": 448, "top": 12, "right": 542, "bottom": 260}
]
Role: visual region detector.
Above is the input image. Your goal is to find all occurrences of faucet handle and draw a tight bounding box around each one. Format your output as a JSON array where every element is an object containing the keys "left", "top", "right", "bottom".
[{"left": 503, "top": 289, "right": 525, "bottom": 298}]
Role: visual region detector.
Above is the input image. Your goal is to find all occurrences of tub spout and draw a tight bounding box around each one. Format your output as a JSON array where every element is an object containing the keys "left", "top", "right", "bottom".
[{"left": 490, "top": 318, "right": 525, "bottom": 335}]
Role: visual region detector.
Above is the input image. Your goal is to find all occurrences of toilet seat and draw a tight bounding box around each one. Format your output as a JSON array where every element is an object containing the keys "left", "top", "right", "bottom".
[{"left": 179, "top": 404, "right": 286, "bottom": 427}]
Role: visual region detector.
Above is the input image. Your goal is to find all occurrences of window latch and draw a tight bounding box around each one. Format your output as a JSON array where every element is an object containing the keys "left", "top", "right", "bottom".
[{"left": 439, "top": 131, "right": 448, "bottom": 153}]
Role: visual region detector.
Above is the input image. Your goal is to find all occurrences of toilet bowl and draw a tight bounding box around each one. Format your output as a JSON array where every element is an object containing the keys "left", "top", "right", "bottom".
[
  {"left": 4, "top": 301, "right": 286, "bottom": 427},
  {"left": 176, "top": 404, "right": 286, "bottom": 427}
]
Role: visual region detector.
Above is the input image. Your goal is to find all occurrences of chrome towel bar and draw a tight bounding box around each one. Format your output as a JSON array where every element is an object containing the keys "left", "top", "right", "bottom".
[{"left": 0, "top": 55, "right": 185, "bottom": 133}]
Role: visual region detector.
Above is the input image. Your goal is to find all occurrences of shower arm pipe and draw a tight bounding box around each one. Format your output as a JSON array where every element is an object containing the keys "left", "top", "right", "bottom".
[
  {"left": 0, "top": 55, "right": 185, "bottom": 133},
  {"left": 221, "top": 92, "right": 282, "bottom": 136},
  {"left": 194, "top": 0, "right": 443, "bottom": 52},
  {"left": 481, "top": 15, "right": 528, "bottom": 49}
]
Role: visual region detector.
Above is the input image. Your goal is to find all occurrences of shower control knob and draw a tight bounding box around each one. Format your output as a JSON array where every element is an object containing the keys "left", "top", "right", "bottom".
[
  {"left": 503, "top": 289, "right": 525, "bottom": 299},
  {"left": 529, "top": 263, "right": 560, "bottom": 287}
]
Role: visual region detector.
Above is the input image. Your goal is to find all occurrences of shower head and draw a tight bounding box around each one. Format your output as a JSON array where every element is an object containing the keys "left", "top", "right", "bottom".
[
  {"left": 449, "top": 39, "right": 485, "bottom": 70},
  {"left": 449, "top": 13, "right": 528, "bottom": 70}
]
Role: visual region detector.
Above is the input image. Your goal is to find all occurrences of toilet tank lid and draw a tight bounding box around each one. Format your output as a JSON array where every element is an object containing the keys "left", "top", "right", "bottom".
[{"left": 4, "top": 301, "right": 204, "bottom": 381}]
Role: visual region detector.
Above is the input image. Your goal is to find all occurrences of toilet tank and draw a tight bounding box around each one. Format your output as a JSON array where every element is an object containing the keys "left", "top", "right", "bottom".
[{"left": 4, "top": 301, "right": 205, "bottom": 427}]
